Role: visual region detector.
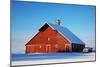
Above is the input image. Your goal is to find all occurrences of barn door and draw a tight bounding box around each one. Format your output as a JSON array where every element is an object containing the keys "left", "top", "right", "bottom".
[
  {"left": 65, "top": 44, "right": 70, "bottom": 52},
  {"left": 46, "top": 45, "right": 51, "bottom": 53}
]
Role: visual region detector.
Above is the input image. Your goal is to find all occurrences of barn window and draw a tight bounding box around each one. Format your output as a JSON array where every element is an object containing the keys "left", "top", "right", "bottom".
[
  {"left": 55, "top": 44, "right": 58, "bottom": 48},
  {"left": 48, "top": 37, "right": 50, "bottom": 41},
  {"left": 39, "top": 46, "right": 42, "bottom": 48}
]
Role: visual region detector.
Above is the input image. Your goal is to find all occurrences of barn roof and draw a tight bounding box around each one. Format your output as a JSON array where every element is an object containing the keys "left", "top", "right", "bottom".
[{"left": 39, "top": 23, "right": 85, "bottom": 45}]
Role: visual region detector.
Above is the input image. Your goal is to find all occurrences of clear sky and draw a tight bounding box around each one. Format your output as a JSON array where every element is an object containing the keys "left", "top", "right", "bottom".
[{"left": 11, "top": 1, "right": 96, "bottom": 53}]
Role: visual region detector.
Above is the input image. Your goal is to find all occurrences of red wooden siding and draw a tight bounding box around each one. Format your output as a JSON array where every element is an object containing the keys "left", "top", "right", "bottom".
[{"left": 26, "top": 26, "right": 71, "bottom": 54}]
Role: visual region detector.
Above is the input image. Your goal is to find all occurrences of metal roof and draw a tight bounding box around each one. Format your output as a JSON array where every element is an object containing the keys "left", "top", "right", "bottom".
[{"left": 46, "top": 23, "right": 85, "bottom": 45}]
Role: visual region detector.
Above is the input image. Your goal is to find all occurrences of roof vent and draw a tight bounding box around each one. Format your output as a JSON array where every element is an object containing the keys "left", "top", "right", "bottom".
[{"left": 55, "top": 19, "right": 60, "bottom": 25}]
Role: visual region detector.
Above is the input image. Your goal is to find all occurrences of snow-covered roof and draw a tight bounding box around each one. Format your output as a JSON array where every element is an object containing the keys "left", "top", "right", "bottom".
[{"left": 40, "top": 23, "right": 85, "bottom": 45}]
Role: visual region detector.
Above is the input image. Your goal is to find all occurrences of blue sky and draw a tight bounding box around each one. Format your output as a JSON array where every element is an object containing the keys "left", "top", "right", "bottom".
[{"left": 11, "top": 1, "right": 96, "bottom": 53}]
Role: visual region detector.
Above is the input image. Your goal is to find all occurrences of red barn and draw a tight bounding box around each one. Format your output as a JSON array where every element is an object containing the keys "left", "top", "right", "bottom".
[{"left": 25, "top": 20, "right": 85, "bottom": 54}]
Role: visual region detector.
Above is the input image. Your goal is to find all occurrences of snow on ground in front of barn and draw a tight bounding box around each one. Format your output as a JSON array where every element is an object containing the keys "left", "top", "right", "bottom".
[{"left": 11, "top": 52, "right": 95, "bottom": 66}]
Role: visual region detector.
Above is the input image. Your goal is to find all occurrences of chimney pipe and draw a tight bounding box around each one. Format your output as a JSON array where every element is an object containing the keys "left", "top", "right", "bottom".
[{"left": 55, "top": 19, "right": 60, "bottom": 25}]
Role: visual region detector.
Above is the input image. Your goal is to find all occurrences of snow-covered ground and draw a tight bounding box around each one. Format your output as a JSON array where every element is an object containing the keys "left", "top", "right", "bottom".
[{"left": 11, "top": 52, "right": 95, "bottom": 66}]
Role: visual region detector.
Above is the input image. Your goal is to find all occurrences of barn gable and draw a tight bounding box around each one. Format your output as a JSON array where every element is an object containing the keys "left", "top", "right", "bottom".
[{"left": 39, "top": 23, "right": 85, "bottom": 45}]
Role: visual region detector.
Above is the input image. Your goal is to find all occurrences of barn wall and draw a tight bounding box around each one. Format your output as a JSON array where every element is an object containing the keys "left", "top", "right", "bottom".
[
  {"left": 26, "top": 26, "right": 71, "bottom": 53},
  {"left": 55, "top": 31, "right": 71, "bottom": 52},
  {"left": 26, "top": 44, "right": 60, "bottom": 53},
  {"left": 72, "top": 44, "right": 85, "bottom": 52}
]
